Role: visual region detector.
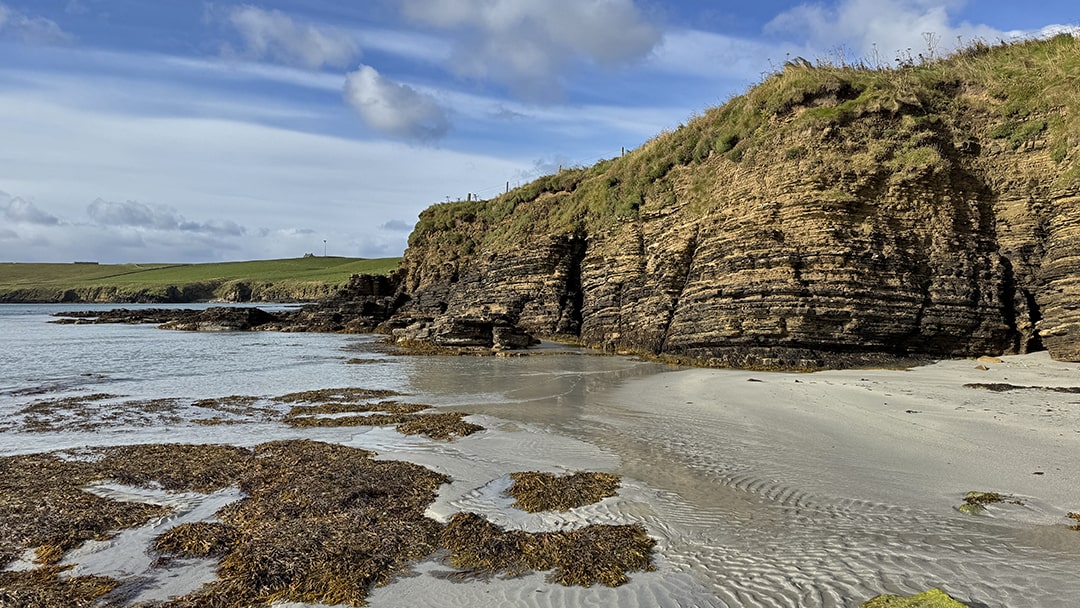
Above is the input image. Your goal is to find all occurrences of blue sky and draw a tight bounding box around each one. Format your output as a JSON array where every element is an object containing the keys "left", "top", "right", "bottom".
[{"left": 1, "top": 1, "right": 1076, "bottom": 263}]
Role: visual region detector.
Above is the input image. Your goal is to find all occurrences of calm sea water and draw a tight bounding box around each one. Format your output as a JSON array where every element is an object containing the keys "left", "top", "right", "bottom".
[{"left": 0, "top": 303, "right": 656, "bottom": 454}]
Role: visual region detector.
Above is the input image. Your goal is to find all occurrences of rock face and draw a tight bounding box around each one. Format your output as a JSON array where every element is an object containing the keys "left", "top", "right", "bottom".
[
  {"left": 275, "top": 273, "right": 403, "bottom": 333},
  {"left": 385, "top": 36, "right": 1080, "bottom": 367}
]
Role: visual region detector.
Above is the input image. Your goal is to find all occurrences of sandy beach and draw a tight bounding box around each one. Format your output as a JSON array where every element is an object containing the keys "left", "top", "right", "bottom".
[{"left": 386, "top": 351, "right": 1080, "bottom": 607}]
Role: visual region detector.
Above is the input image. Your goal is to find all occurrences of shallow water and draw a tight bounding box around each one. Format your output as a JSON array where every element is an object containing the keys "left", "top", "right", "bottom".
[{"left": 2, "top": 304, "right": 1079, "bottom": 607}]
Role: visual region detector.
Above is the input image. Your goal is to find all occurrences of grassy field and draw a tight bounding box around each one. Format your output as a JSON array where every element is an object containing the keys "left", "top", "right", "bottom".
[{"left": 0, "top": 257, "right": 401, "bottom": 302}]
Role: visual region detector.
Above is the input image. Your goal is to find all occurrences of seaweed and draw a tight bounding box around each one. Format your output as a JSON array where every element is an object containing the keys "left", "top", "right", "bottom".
[
  {"left": 3, "top": 441, "right": 653, "bottom": 606},
  {"left": 0, "top": 566, "right": 119, "bottom": 608},
  {"left": 963, "top": 383, "right": 1080, "bottom": 394},
  {"left": 506, "top": 471, "right": 621, "bottom": 512},
  {"left": 394, "top": 412, "right": 484, "bottom": 441},
  {"left": 284, "top": 400, "right": 430, "bottom": 417},
  {"left": 154, "top": 522, "right": 239, "bottom": 559},
  {"left": 96, "top": 444, "right": 254, "bottom": 494},
  {"left": 272, "top": 388, "right": 403, "bottom": 403},
  {"left": 0, "top": 453, "right": 171, "bottom": 569},
  {"left": 957, "top": 491, "right": 1024, "bottom": 514},
  {"left": 284, "top": 409, "right": 484, "bottom": 441},
  {"left": 283, "top": 413, "right": 411, "bottom": 428},
  {"left": 439, "top": 512, "right": 655, "bottom": 587},
  {"left": 166, "top": 440, "right": 449, "bottom": 607},
  {"left": 190, "top": 395, "right": 279, "bottom": 421}
]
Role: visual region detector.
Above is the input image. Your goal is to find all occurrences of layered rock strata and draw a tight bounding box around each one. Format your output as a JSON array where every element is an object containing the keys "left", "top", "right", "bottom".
[{"left": 384, "top": 40, "right": 1080, "bottom": 367}]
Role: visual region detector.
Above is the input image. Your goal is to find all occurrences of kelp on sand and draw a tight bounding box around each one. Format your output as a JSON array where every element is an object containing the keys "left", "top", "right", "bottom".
[
  {"left": 506, "top": 471, "right": 621, "bottom": 512},
  {"left": 439, "top": 512, "right": 656, "bottom": 587},
  {"left": 2, "top": 440, "right": 656, "bottom": 606}
]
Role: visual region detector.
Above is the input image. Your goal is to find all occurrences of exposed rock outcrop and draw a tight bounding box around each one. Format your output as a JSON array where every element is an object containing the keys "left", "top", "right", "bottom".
[
  {"left": 52, "top": 273, "right": 405, "bottom": 335},
  {"left": 384, "top": 36, "right": 1080, "bottom": 367},
  {"left": 269, "top": 273, "right": 403, "bottom": 333}
]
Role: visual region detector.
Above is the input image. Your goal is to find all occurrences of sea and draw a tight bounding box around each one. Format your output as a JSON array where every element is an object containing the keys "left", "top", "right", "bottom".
[{"left": 2, "top": 303, "right": 1079, "bottom": 608}]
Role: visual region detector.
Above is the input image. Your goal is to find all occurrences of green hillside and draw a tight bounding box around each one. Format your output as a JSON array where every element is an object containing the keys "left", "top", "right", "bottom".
[
  {"left": 411, "top": 34, "right": 1078, "bottom": 249},
  {"left": 0, "top": 257, "right": 401, "bottom": 303}
]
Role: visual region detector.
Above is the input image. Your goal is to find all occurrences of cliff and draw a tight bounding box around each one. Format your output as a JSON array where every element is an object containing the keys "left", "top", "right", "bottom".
[{"left": 388, "top": 35, "right": 1080, "bottom": 367}]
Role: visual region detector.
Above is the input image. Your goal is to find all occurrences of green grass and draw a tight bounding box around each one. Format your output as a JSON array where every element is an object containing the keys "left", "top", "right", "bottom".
[{"left": 0, "top": 257, "right": 400, "bottom": 302}]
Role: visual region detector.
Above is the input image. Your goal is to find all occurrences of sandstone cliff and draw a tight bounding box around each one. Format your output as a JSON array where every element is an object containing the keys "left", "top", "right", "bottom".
[{"left": 389, "top": 35, "right": 1080, "bottom": 367}]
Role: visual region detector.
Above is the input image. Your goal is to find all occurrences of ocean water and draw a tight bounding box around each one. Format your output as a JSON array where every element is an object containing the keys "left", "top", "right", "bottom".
[{"left": 3, "top": 304, "right": 1080, "bottom": 608}]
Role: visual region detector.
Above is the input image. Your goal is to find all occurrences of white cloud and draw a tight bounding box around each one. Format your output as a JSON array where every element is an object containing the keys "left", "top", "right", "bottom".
[
  {"left": 0, "top": 2, "right": 72, "bottom": 45},
  {"left": 225, "top": 5, "right": 359, "bottom": 69},
  {"left": 648, "top": 28, "right": 793, "bottom": 81},
  {"left": 0, "top": 88, "right": 525, "bottom": 263},
  {"left": 399, "top": 0, "right": 661, "bottom": 98},
  {"left": 764, "top": 0, "right": 1033, "bottom": 62},
  {"left": 343, "top": 65, "right": 451, "bottom": 141}
]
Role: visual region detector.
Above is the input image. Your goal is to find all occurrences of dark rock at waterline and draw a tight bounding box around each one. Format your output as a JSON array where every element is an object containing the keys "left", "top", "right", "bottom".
[
  {"left": 52, "top": 307, "right": 283, "bottom": 331},
  {"left": 49, "top": 272, "right": 410, "bottom": 336},
  {"left": 159, "top": 307, "right": 280, "bottom": 331},
  {"left": 388, "top": 313, "right": 539, "bottom": 351}
]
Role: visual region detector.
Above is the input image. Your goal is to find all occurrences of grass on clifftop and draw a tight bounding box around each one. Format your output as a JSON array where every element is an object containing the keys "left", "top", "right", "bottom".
[
  {"left": 409, "top": 33, "right": 1079, "bottom": 253},
  {"left": 0, "top": 256, "right": 401, "bottom": 302}
]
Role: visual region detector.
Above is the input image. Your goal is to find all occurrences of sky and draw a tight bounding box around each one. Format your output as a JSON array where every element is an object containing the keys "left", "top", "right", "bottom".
[{"left": 0, "top": 1, "right": 1077, "bottom": 263}]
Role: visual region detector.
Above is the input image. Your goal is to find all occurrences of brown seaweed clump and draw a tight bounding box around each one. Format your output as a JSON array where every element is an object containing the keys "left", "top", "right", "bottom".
[
  {"left": 1068, "top": 512, "right": 1080, "bottom": 531},
  {"left": 439, "top": 512, "right": 655, "bottom": 587},
  {"left": 161, "top": 440, "right": 449, "bottom": 608},
  {"left": 272, "top": 387, "right": 403, "bottom": 403},
  {"left": 2, "top": 441, "right": 655, "bottom": 606},
  {"left": 284, "top": 406, "right": 484, "bottom": 441},
  {"left": 963, "top": 383, "right": 1080, "bottom": 394},
  {"left": 96, "top": 444, "right": 255, "bottom": 494},
  {"left": 395, "top": 412, "right": 484, "bottom": 440},
  {"left": 154, "top": 522, "right": 238, "bottom": 559},
  {"left": 507, "top": 471, "right": 621, "bottom": 512},
  {"left": 0, "top": 452, "right": 172, "bottom": 569},
  {"left": 0, "top": 566, "right": 120, "bottom": 608},
  {"left": 190, "top": 395, "right": 280, "bottom": 422},
  {"left": 2, "top": 440, "right": 454, "bottom": 608},
  {"left": 284, "top": 400, "right": 430, "bottom": 417},
  {"left": 957, "top": 491, "right": 1024, "bottom": 514}
]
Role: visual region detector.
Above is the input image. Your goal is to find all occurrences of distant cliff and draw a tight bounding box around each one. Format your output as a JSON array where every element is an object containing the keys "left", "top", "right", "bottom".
[
  {"left": 0, "top": 281, "right": 342, "bottom": 304},
  {"left": 385, "top": 35, "right": 1080, "bottom": 368},
  {"left": 0, "top": 257, "right": 400, "bottom": 304}
]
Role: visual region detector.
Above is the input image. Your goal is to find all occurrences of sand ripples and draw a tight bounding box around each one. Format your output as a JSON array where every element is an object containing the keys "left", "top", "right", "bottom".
[{"left": 566, "top": 398, "right": 1080, "bottom": 608}]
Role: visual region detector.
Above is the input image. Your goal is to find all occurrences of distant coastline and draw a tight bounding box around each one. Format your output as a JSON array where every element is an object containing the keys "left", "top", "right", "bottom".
[{"left": 0, "top": 257, "right": 400, "bottom": 304}]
